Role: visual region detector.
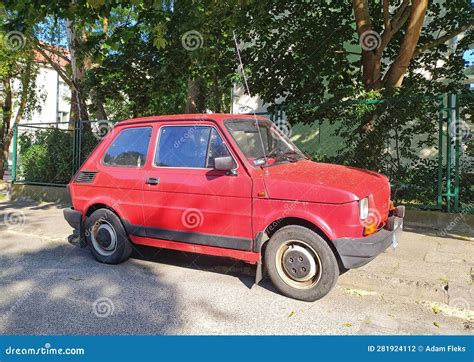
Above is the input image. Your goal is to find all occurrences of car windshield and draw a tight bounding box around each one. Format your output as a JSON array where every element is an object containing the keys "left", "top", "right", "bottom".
[{"left": 225, "top": 118, "right": 307, "bottom": 167}]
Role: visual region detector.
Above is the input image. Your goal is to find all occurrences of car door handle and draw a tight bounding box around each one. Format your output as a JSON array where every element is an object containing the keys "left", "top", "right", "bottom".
[{"left": 146, "top": 177, "right": 160, "bottom": 185}]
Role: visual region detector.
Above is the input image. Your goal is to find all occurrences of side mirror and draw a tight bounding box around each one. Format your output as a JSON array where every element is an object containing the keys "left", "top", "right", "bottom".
[{"left": 214, "top": 156, "right": 235, "bottom": 172}]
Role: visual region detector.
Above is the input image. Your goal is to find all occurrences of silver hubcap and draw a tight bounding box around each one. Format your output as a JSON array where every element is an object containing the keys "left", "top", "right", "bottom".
[
  {"left": 91, "top": 221, "right": 117, "bottom": 257},
  {"left": 275, "top": 240, "right": 322, "bottom": 289}
]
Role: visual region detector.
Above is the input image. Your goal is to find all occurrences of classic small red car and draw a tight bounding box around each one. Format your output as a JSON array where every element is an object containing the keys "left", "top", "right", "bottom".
[{"left": 64, "top": 114, "right": 404, "bottom": 301}]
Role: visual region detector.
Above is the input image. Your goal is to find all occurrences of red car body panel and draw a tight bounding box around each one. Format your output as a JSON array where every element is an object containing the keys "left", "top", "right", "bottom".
[{"left": 68, "top": 114, "right": 392, "bottom": 265}]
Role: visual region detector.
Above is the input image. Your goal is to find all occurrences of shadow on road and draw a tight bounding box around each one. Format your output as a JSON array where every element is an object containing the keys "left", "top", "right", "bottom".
[
  {"left": 0, "top": 200, "right": 70, "bottom": 212},
  {"left": 0, "top": 239, "right": 182, "bottom": 335}
]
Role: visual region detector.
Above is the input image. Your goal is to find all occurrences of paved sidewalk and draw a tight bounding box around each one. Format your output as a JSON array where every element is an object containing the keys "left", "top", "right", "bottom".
[{"left": 0, "top": 201, "right": 472, "bottom": 335}]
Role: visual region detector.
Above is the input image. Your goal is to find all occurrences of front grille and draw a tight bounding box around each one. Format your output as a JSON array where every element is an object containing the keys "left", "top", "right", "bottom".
[{"left": 75, "top": 171, "right": 97, "bottom": 184}]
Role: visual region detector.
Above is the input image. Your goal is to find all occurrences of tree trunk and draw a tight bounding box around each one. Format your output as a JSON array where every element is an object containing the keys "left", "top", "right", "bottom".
[
  {"left": 353, "top": 0, "right": 382, "bottom": 90},
  {"left": 0, "top": 60, "right": 33, "bottom": 179},
  {"left": 186, "top": 78, "right": 199, "bottom": 113},
  {"left": 212, "top": 72, "right": 221, "bottom": 112},
  {"left": 0, "top": 78, "right": 12, "bottom": 180},
  {"left": 95, "top": 97, "right": 108, "bottom": 120},
  {"left": 383, "top": 0, "right": 428, "bottom": 89},
  {"left": 66, "top": 19, "right": 89, "bottom": 124},
  {"left": 89, "top": 88, "right": 108, "bottom": 120}
]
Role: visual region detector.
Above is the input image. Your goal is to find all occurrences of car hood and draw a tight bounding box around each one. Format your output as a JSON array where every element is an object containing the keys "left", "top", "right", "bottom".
[{"left": 263, "top": 160, "right": 389, "bottom": 204}]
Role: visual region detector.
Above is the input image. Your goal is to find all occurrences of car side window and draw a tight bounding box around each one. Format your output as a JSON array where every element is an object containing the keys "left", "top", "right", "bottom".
[
  {"left": 156, "top": 126, "right": 211, "bottom": 168},
  {"left": 103, "top": 127, "right": 152, "bottom": 167},
  {"left": 155, "top": 126, "right": 234, "bottom": 169},
  {"left": 206, "top": 128, "right": 233, "bottom": 168}
]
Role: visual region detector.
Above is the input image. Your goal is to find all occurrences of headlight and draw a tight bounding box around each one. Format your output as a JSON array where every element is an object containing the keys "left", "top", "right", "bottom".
[{"left": 359, "top": 197, "right": 369, "bottom": 220}]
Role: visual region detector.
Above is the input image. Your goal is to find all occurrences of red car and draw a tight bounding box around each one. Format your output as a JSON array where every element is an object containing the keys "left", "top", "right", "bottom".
[{"left": 64, "top": 114, "right": 404, "bottom": 301}]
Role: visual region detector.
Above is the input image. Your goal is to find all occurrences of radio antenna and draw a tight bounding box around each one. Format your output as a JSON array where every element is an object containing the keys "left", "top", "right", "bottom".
[{"left": 233, "top": 30, "right": 268, "bottom": 167}]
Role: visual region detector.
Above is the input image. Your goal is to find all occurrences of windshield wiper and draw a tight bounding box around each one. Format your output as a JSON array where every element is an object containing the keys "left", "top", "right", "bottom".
[{"left": 277, "top": 150, "right": 303, "bottom": 163}]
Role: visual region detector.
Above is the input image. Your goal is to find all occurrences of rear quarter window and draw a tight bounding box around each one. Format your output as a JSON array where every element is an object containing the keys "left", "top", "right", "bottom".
[{"left": 103, "top": 127, "right": 152, "bottom": 167}]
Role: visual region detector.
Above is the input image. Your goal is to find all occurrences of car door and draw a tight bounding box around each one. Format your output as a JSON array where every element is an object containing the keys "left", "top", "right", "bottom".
[
  {"left": 95, "top": 125, "right": 153, "bottom": 228},
  {"left": 140, "top": 122, "right": 253, "bottom": 251}
]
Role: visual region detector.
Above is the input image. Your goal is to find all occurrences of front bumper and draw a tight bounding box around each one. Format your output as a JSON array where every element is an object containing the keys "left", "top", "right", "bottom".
[
  {"left": 333, "top": 215, "right": 404, "bottom": 269},
  {"left": 63, "top": 208, "right": 86, "bottom": 247}
]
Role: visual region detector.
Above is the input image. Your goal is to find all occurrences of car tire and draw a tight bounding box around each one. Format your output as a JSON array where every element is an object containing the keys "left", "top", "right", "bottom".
[
  {"left": 264, "top": 225, "right": 339, "bottom": 302},
  {"left": 84, "top": 209, "right": 132, "bottom": 264}
]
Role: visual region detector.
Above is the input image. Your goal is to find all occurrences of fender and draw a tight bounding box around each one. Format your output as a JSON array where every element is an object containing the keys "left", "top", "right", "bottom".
[
  {"left": 81, "top": 196, "right": 126, "bottom": 221},
  {"left": 259, "top": 207, "right": 336, "bottom": 241}
]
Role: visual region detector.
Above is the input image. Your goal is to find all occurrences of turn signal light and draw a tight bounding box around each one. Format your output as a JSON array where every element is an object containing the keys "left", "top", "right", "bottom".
[
  {"left": 389, "top": 200, "right": 395, "bottom": 211},
  {"left": 363, "top": 224, "right": 377, "bottom": 236}
]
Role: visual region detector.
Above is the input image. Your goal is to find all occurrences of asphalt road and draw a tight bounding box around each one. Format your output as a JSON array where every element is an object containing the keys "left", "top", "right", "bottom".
[{"left": 0, "top": 201, "right": 472, "bottom": 335}]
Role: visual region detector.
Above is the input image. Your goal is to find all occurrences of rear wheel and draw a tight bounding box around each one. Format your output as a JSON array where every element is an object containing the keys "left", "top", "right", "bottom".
[
  {"left": 264, "top": 225, "right": 339, "bottom": 301},
  {"left": 84, "top": 209, "right": 132, "bottom": 264}
]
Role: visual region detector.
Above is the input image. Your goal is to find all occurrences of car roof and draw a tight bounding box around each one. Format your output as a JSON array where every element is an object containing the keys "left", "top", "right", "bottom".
[{"left": 117, "top": 113, "right": 270, "bottom": 126}]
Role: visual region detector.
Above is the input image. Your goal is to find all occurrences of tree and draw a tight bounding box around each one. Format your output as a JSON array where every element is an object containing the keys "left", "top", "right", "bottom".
[
  {"left": 0, "top": 23, "right": 39, "bottom": 179},
  {"left": 240, "top": 0, "right": 473, "bottom": 171},
  {"left": 354, "top": 0, "right": 473, "bottom": 91},
  {"left": 83, "top": 1, "right": 245, "bottom": 118}
]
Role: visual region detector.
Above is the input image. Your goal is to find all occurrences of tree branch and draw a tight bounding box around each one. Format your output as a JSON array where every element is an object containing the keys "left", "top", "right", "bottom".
[
  {"left": 353, "top": 0, "right": 372, "bottom": 34},
  {"left": 383, "top": 0, "right": 428, "bottom": 89},
  {"left": 390, "top": 5, "right": 411, "bottom": 36},
  {"left": 32, "top": 42, "right": 73, "bottom": 88},
  {"left": 391, "top": 0, "right": 410, "bottom": 29},
  {"left": 36, "top": 41, "right": 71, "bottom": 64},
  {"left": 383, "top": 0, "right": 390, "bottom": 30},
  {"left": 413, "top": 21, "right": 474, "bottom": 57},
  {"left": 377, "top": 1, "right": 411, "bottom": 55}
]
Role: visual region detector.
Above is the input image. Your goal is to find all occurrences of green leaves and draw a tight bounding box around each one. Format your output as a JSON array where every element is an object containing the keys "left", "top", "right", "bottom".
[{"left": 152, "top": 23, "right": 167, "bottom": 49}]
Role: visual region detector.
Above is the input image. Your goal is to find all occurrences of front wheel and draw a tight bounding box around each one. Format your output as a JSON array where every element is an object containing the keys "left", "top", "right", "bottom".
[
  {"left": 84, "top": 209, "right": 132, "bottom": 264},
  {"left": 264, "top": 225, "right": 339, "bottom": 301}
]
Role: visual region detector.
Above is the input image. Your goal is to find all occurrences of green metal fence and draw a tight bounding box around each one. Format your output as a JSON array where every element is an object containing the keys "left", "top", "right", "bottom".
[
  {"left": 12, "top": 120, "right": 115, "bottom": 187},
  {"left": 10, "top": 95, "right": 472, "bottom": 212}
]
